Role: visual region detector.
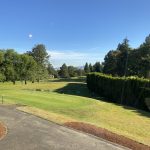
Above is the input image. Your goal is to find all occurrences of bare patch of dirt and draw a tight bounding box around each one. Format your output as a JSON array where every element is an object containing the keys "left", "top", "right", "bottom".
[
  {"left": 64, "top": 122, "right": 150, "bottom": 150},
  {"left": 0, "top": 122, "right": 7, "bottom": 140}
]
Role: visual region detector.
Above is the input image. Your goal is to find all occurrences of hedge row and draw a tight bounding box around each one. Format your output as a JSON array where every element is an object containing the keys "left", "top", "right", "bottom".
[{"left": 87, "top": 73, "right": 150, "bottom": 111}]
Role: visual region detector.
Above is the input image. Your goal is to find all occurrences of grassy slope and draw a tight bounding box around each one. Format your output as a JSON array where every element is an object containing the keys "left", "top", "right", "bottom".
[{"left": 0, "top": 78, "right": 150, "bottom": 146}]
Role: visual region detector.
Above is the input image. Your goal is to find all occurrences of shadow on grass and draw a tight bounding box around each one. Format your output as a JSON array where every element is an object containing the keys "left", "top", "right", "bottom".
[
  {"left": 96, "top": 97, "right": 150, "bottom": 118},
  {"left": 49, "top": 77, "right": 86, "bottom": 83},
  {"left": 121, "top": 105, "right": 150, "bottom": 118},
  {"left": 55, "top": 82, "right": 91, "bottom": 97},
  {"left": 55, "top": 82, "right": 150, "bottom": 118}
]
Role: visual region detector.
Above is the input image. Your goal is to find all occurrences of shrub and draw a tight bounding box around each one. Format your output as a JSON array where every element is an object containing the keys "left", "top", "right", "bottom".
[{"left": 87, "top": 73, "right": 150, "bottom": 111}]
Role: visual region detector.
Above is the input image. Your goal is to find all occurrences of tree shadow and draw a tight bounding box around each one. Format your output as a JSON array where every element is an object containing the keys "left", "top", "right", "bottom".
[
  {"left": 49, "top": 77, "right": 86, "bottom": 83},
  {"left": 121, "top": 105, "right": 150, "bottom": 118},
  {"left": 55, "top": 82, "right": 150, "bottom": 118},
  {"left": 55, "top": 82, "right": 91, "bottom": 97}
]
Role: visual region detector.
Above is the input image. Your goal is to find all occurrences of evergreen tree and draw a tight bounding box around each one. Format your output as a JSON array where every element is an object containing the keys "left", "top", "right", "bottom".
[
  {"left": 68, "top": 66, "right": 77, "bottom": 77},
  {"left": 137, "top": 35, "right": 150, "bottom": 78},
  {"left": 84, "top": 62, "right": 90, "bottom": 74},
  {"left": 103, "top": 50, "right": 118, "bottom": 75},
  {"left": 103, "top": 38, "right": 131, "bottom": 76},
  {"left": 89, "top": 63, "right": 93, "bottom": 72},
  {"left": 93, "top": 62, "right": 102, "bottom": 72},
  {"left": 59, "top": 63, "right": 69, "bottom": 78},
  {"left": 76, "top": 69, "right": 85, "bottom": 76},
  {"left": 116, "top": 38, "right": 131, "bottom": 76}
]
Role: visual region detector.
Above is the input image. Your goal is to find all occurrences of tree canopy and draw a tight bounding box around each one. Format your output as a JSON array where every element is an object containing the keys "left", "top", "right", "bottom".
[{"left": 103, "top": 36, "right": 150, "bottom": 78}]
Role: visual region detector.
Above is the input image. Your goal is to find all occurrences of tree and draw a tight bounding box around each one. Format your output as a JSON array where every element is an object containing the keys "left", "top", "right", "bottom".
[
  {"left": 89, "top": 63, "right": 93, "bottom": 72},
  {"left": 76, "top": 69, "right": 85, "bottom": 76},
  {"left": 28, "top": 44, "right": 49, "bottom": 66},
  {"left": 103, "top": 50, "right": 118, "bottom": 75},
  {"left": 0, "top": 50, "right": 5, "bottom": 82},
  {"left": 103, "top": 38, "right": 131, "bottom": 76},
  {"left": 68, "top": 66, "right": 77, "bottom": 77},
  {"left": 116, "top": 38, "right": 131, "bottom": 76},
  {"left": 127, "top": 35, "right": 150, "bottom": 78},
  {"left": 3, "top": 49, "right": 18, "bottom": 84},
  {"left": 47, "top": 63, "right": 58, "bottom": 78},
  {"left": 18, "top": 54, "right": 37, "bottom": 84},
  {"left": 137, "top": 35, "right": 150, "bottom": 78},
  {"left": 27, "top": 44, "right": 49, "bottom": 82},
  {"left": 84, "top": 62, "right": 90, "bottom": 74},
  {"left": 93, "top": 62, "right": 102, "bottom": 72},
  {"left": 127, "top": 49, "right": 140, "bottom": 76},
  {"left": 59, "top": 63, "right": 69, "bottom": 78}
]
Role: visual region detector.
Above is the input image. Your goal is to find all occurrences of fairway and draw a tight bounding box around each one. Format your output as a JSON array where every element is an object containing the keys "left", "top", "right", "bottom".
[{"left": 0, "top": 78, "right": 150, "bottom": 146}]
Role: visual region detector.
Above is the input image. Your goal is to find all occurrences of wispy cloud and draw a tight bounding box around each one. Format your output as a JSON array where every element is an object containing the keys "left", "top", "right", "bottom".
[
  {"left": 47, "top": 49, "right": 105, "bottom": 67},
  {"left": 48, "top": 50, "right": 86, "bottom": 60}
]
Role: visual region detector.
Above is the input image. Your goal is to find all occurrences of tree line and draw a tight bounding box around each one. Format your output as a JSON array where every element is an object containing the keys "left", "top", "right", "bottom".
[
  {"left": 2, "top": 34, "right": 149, "bottom": 83},
  {"left": 57, "top": 63, "right": 85, "bottom": 78},
  {"left": 0, "top": 43, "right": 103, "bottom": 84},
  {"left": 0, "top": 44, "right": 50, "bottom": 84},
  {"left": 103, "top": 35, "right": 150, "bottom": 78},
  {"left": 84, "top": 62, "right": 103, "bottom": 74},
  {"left": 56, "top": 61, "right": 103, "bottom": 78}
]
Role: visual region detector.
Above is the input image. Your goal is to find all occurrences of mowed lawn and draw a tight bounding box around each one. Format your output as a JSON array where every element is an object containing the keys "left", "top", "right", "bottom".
[{"left": 0, "top": 78, "right": 150, "bottom": 146}]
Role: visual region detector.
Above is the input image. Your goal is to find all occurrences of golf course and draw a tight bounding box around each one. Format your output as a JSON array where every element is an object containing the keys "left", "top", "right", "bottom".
[{"left": 0, "top": 77, "right": 150, "bottom": 147}]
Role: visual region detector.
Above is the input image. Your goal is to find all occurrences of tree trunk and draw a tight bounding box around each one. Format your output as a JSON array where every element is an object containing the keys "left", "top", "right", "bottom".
[
  {"left": 13, "top": 80, "right": 15, "bottom": 85},
  {"left": 25, "top": 80, "right": 27, "bottom": 85}
]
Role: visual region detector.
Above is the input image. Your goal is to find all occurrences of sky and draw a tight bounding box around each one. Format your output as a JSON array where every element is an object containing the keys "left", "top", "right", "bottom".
[{"left": 0, "top": 0, "right": 150, "bottom": 67}]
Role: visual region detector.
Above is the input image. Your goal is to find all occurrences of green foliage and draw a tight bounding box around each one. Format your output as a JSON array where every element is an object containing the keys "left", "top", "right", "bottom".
[
  {"left": 103, "top": 50, "right": 118, "bottom": 75},
  {"left": 0, "top": 44, "right": 50, "bottom": 84},
  {"left": 68, "top": 66, "right": 77, "bottom": 77},
  {"left": 19, "top": 54, "right": 37, "bottom": 84},
  {"left": 27, "top": 44, "right": 50, "bottom": 81},
  {"left": 3, "top": 49, "right": 18, "bottom": 83},
  {"left": 103, "top": 36, "right": 150, "bottom": 78},
  {"left": 103, "top": 38, "right": 131, "bottom": 76},
  {"left": 93, "top": 62, "right": 102, "bottom": 72},
  {"left": 0, "top": 73, "right": 5, "bottom": 81},
  {"left": 59, "top": 63, "right": 70, "bottom": 78},
  {"left": 47, "top": 63, "right": 58, "bottom": 78},
  {"left": 84, "top": 62, "right": 90, "bottom": 74},
  {"left": 28, "top": 44, "right": 49, "bottom": 66},
  {"left": 0, "top": 79, "right": 149, "bottom": 145},
  {"left": 76, "top": 69, "right": 85, "bottom": 76},
  {"left": 58, "top": 64, "right": 85, "bottom": 78},
  {"left": 89, "top": 63, "right": 93, "bottom": 72},
  {"left": 87, "top": 73, "right": 150, "bottom": 111},
  {"left": 84, "top": 62, "right": 103, "bottom": 74}
]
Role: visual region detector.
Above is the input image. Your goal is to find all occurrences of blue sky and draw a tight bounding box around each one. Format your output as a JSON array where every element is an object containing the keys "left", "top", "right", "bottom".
[{"left": 0, "top": 0, "right": 150, "bottom": 67}]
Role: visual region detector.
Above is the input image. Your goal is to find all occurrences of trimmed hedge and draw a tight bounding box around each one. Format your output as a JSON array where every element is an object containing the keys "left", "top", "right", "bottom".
[{"left": 87, "top": 73, "right": 150, "bottom": 111}]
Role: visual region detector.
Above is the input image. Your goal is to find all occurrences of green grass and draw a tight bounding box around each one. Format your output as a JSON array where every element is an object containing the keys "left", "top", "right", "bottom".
[{"left": 0, "top": 78, "right": 150, "bottom": 146}]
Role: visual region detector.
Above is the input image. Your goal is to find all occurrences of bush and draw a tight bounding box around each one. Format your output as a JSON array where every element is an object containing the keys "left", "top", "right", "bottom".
[{"left": 87, "top": 73, "right": 150, "bottom": 111}]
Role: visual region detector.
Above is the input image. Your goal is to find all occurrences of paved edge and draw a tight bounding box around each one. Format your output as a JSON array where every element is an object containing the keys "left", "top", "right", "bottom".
[{"left": 17, "top": 106, "right": 130, "bottom": 150}]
